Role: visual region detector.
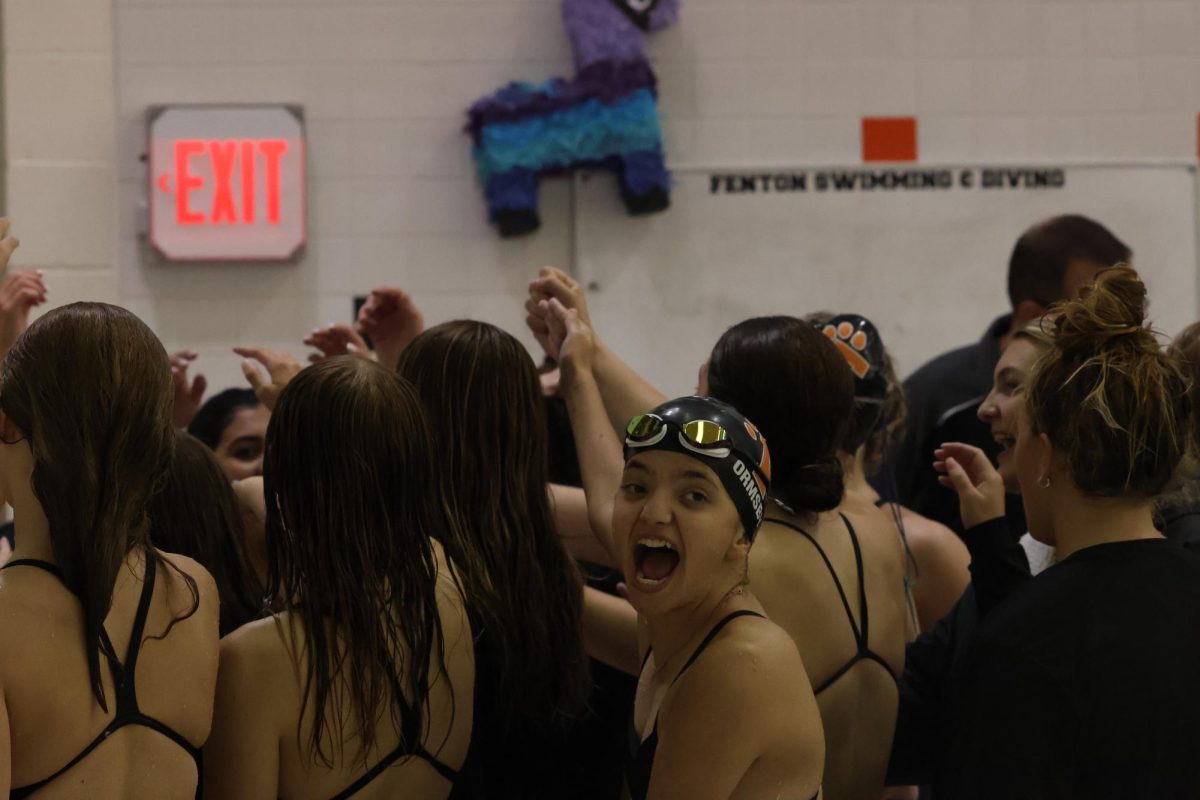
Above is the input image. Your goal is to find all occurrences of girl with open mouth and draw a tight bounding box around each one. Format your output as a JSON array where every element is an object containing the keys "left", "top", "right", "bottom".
[{"left": 544, "top": 300, "right": 825, "bottom": 799}]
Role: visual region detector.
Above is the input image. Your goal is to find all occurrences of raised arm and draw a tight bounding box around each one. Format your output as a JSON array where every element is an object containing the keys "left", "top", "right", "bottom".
[
  {"left": 581, "top": 586, "right": 640, "bottom": 676},
  {"left": 528, "top": 267, "right": 665, "bottom": 432},
  {"left": 934, "top": 442, "right": 1031, "bottom": 613},
  {"left": 549, "top": 484, "right": 615, "bottom": 568},
  {"left": 0, "top": 219, "right": 47, "bottom": 368},
  {"left": 539, "top": 298, "right": 625, "bottom": 561},
  {"left": 233, "top": 347, "right": 303, "bottom": 412},
  {"left": 303, "top": 324, "right": 370, "bottom": 363},
  {"left": 355, "top": 287, "right": 425, "bottom": 372},
  {"left": 169, "top": 351, "right": 207, "bottom": 428}
]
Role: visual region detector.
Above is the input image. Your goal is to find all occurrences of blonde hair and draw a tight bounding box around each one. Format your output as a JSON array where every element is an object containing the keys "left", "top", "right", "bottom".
[
  {"left": 1014, "top": 315, "right": 1055, "bottom": 350},
  {"left": 1026, "top": 265, "right": 1189, "bottom": 498}
]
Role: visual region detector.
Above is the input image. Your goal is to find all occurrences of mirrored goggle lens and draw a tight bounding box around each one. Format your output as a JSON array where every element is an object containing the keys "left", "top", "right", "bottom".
[
  {"left": 680, "top": 419, "right": 729, "bottom": 447},
  {"left": 626, "top": 414, "right": 666, "bottom": 443}
]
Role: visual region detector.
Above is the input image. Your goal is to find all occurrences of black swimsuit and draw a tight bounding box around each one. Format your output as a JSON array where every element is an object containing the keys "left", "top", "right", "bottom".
[
  {"left": 769, "top": 513, "right": 898, "bottom": 694},
  {"left": 324, "top": 688, "right": 459, "bottom": 800},
  {"left": 3, "top": 556, "right": 201, "bottom": 799},
  {"left": 626, "top": 610, "right": 766, "bottom": 800}
]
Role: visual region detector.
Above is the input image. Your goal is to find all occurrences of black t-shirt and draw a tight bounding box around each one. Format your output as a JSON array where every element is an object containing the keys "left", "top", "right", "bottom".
[
  {"left": 887, "top": 518, "right": 1031, "bottom": 791},
  {"left": 943, "top": 538, "right": 1200, "bottom": 799}
]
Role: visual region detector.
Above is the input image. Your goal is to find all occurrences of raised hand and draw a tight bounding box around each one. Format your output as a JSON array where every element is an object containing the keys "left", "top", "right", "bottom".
[
  {"left": 934, "top": 442, "right": 1006, "bottom": 530},
  {"left": 355, "top": 287, "right": 424, "bottom": 371},
  {"left": 0, "top": 218, "right": 21, "bottom": 278},
  {"left": 169, "top": 350, "right": 208, "bottom": 428},
  {"left": 0, "top": 269, "right": 46, "bottom": 362},
  {"left": 539, "top": 297, "right": 597, "bottom": 378},
  {"left": 233, "top": 346, "right": 303, "bottom": 412},
  {"left": 528, "top": 266, "right": 592, "bottom": 327},
  {"left": 303, "top": 324, "right": 370, "bottom": 363}
]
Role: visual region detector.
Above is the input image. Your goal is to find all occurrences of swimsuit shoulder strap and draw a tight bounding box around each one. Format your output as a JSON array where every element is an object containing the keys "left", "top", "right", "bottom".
[
  {"left": 769, "top": 517, "right": 862, "bottom": 641},
  {"left": 672, "top": 610, "right": 765, "bottom": 685},
  {"left": 1, "top": 558, "right": 63, "bottom": 579},
  {"left": 840, "top": 513, "right": 870, "bottom": 646}
]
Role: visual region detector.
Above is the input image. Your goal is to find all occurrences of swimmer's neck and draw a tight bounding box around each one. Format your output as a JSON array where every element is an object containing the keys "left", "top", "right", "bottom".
[
  {"left": 838, "top": 449, "right": 877, "bottom": 502},
  {"left": 6, "top": 475, "right": 54, "bottom": 565}
]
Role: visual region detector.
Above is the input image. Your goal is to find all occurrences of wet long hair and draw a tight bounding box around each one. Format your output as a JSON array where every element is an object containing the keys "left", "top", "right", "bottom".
[
  {"left": 0, "top": 302, "right": 199, "bottom": 710},
  {"left": 150, "top": 431, "right": 265, "bottom": 636},
  {"left": 263, "top": 356, "right": 448, "bottom": 766},
  {"left": 397, "top": 321, "right": 588, "bottom": 731}
]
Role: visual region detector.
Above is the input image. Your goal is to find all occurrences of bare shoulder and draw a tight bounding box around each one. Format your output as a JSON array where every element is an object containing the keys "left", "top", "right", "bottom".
[
  {"left": 214, "top": 614, "right": 295, "bottom": 750},
  {"left": 220, "top": 614, "right": 295, "bottom": 691},
  {"left": 899, "top": 507, "right": 967, "bottom": 558},
  {"left": 154, "top": 549, "right": 220, "bottom": 624},
  {"left": 842, "top": 504, "right": 909, "bottom": 572},
  {"left": 0, "top": 560, "right": 76, "bottom": 639},
  {"left": 677, "top": 613, "right": 809, "bottom": 700},
  {"left": 155, "top": 549, "right": 218, "bottom": 599},
  {"left": 662, "top": 612, "right": 820, "bottom": 758}
]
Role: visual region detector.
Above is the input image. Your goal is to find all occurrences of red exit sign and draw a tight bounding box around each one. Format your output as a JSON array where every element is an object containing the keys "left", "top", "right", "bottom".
[{"left": 148, "top": 106, "right": 306, "bottom": 262}]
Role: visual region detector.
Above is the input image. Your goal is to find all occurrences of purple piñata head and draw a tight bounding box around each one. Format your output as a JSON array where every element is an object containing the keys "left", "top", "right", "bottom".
[{"left": 562, "top": 0, "right": 680, "bottom": 70}]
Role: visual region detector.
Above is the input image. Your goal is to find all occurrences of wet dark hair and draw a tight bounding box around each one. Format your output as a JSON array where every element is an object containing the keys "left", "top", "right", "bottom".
[
  {"left": 397, "top": 320, "right": 588, "bottom": 731},
  {"left": 149, "top": 431, "right": 265, "bottom": 637},
  {"left": 1008, "top": 215, "right": 1131, "bottom": 309},
  {"left": 0, "top": 302, "right": 199, "bottom": 710},
  {"left": 707, "top": 316, "right": 853, "bottom": 512},
  {"left": 264, "top": 356, "right": 448, "bottom": 766},
  {"left": 187, "top": 388, "right": 260, "bottom": 449},
  {"left": 1027, "top": 266, "right": 1189, "bottom": 498}
]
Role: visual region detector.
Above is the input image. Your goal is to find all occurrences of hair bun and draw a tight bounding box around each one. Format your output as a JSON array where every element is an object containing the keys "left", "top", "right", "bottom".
[
  {"left": 1052, "top": 265, "right": 1154, "bottom": 355},
  {"left": 774, "top": 456, "right": 844, "bottom": 513}
]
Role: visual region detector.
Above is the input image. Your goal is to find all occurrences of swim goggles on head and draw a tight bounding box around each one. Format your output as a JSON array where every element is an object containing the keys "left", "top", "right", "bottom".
[{"left": 625, "top": 414, "right": 733, "bottom": 459}]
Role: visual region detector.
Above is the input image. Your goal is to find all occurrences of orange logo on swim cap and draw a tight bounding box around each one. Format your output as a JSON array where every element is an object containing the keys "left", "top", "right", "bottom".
[
  {"left": 743, "top": 419, "right": 771, "bottom": 481},
  {"left": 822, "top": 323, "right": 871, "bottom": 380}
]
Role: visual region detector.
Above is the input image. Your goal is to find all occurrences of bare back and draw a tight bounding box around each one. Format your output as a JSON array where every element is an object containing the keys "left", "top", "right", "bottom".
[
  {"left": 0, "top": 550, "right": 219, "bottom": 798},
  {"left": 207, "top": 543, "right": 474, "bottom": 800},
  {"left": 749, "top": 501, "right": 908, "bottom": 800}
]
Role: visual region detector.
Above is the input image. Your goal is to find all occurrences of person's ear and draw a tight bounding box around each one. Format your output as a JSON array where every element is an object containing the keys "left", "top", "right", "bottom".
[
  {"left": 1035, "top": 432, "right": 1056, "bottom": 487},
  {"left": 0, "top": 410, "right": 26, "bottom": 505},
  {"left": 0, "top": 409, "right": 21, "bottom": 445},
  {"left": 1012, "top": 299, "right": 1047, "bottom": 329},
  {"left": 726, "top": 527, "right": 752, "bottom": 561}
]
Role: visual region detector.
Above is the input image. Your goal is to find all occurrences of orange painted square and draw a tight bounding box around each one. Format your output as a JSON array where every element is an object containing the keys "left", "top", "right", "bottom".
[{"left": 862, "top": 117, "right": 918, "bottom": 163}]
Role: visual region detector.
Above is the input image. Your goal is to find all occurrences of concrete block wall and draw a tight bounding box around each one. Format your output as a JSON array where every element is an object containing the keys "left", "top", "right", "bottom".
[
  {"left": 6, "top": 0, "right": 1200, "bottom": 391},
  {"left": 3, "top": 0, "right": 120, "bottom": 310}
]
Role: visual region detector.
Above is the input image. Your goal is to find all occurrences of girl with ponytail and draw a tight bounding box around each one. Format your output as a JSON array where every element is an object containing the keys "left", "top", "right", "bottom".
[{"left": 705, "top": 317, "right": 910, "bottom": 800}]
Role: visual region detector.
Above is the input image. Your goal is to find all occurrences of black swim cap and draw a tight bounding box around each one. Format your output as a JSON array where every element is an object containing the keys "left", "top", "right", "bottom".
[
  {"left": 623, "top": 396, "right": 771, "bottom": 540},
  {"left": 817, "top": 314, "right": 888, "bottom": 436}
]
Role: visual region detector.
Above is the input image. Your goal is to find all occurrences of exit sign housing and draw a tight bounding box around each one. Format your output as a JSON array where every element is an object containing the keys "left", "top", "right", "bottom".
[{"left": 147, "top": 105, "right": 307, "bottom": 262}]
